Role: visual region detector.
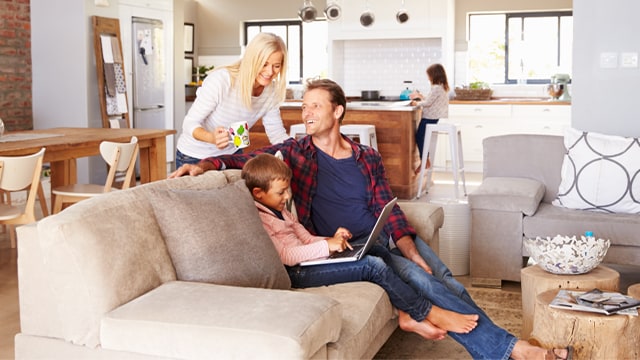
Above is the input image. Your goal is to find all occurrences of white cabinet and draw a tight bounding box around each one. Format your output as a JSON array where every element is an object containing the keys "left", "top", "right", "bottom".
[
  {"left": 511, "top": 105, "right": 571, "bottom": 136},
  {"left": 439, "top": 104, "right": 571, "bottom": 172}
]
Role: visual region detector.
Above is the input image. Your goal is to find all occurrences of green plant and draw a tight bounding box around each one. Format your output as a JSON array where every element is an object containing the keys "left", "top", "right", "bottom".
[
  {"left": 469, "top": 81, "right": 490, "bottom": 89},
  {"left": 193, "top": 65, "right": 215, "bottom": 80}
]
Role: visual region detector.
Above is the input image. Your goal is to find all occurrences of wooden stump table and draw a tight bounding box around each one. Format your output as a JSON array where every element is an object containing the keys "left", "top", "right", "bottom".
[
  {"left": 531, "top": 289, "right": 640, "bottom": 359},
  {"left": 629, "top": 283, "right": 640, "bottom": 299},
  {"left": 520, "top": 265, "right": 619, "bottom": 339}
]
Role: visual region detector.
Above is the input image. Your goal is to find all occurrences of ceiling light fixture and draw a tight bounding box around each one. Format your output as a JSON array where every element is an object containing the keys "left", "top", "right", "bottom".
[
  {"left": 396, "top": 0, "right": 409, "bottom": 24},
  {"left": 324, "top": 1, "right": 341, "bottom": 21},
  {"left": 298, "top": 0, "right": 317, "bottom": 23},
  {"left": 360, "top": 0, "right": 375, "bottom": 27}
]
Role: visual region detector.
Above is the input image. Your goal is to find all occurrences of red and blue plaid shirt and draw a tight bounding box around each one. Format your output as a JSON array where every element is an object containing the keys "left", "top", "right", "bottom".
[{"left": 202, "top": 135, "right": 416, "bottom": 242}]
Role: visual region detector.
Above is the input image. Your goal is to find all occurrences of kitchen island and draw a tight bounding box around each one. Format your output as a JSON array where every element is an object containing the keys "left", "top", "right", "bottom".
[{"left": 246, "top": 102, "right": 422, "bottom": 199}]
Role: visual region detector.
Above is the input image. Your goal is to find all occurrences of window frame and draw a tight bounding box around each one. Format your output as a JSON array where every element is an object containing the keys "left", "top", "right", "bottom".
[
  {"left": 243, "top": 20, "right": 304, "bottom": 85},
  {"left": 469, "top": 10, "right": 573, "bottom": 85}
]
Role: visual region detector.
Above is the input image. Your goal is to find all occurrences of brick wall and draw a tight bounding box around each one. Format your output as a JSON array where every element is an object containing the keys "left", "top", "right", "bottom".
[{"left": 0, "top": 0, "right": 31, "bottom": 131}]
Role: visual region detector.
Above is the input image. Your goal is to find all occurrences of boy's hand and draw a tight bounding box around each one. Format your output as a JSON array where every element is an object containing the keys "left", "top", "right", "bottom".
[{"left": 327, "top": 227, "right": 352, "bottom": 253}]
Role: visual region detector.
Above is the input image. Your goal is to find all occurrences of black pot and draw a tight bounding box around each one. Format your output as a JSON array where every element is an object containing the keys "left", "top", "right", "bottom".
[{"left": 361, "top": 90, "right": 380, "bottom": 100}]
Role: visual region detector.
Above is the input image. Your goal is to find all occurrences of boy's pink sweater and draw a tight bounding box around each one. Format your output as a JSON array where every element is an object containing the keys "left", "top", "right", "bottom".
[{"left": 255, "top": 201, "right": 330, "bottom": 266}]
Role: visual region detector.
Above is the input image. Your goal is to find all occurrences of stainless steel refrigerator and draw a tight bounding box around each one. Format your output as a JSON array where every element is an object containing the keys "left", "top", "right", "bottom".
[{"left": 132, "top": 17, "right": 165, "bottom": 130}]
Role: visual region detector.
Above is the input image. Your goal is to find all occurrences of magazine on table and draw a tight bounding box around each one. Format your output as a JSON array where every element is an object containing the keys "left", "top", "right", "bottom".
[{"left": 549, "top": 288, "right": 640, "bottom": 316}]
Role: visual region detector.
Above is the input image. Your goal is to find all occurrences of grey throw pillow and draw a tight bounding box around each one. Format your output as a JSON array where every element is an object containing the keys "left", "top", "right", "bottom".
[{"left": 148, "top": 181, "right": 291, "bottom": 290}]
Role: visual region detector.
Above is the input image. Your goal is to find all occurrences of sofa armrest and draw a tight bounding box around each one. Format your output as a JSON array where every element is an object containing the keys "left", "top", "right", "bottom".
[
  {"left": 398, "top": 201, "right": 444, "bottom": 252},
  {"left": 101, "top": 281, "right": 342, "bottom": 359},
  {"left": 469, "top": 177, "right": 545, "bottom": 216}
]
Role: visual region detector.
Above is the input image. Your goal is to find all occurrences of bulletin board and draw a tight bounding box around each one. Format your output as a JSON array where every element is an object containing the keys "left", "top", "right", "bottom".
[{"left": 92, "top": 16, "right": 130, "bottom": 129}]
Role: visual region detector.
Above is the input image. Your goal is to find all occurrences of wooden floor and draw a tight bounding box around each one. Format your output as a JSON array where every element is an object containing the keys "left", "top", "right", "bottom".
[{"left": 0, "top": 236, "right": 19, "bottom": 360}]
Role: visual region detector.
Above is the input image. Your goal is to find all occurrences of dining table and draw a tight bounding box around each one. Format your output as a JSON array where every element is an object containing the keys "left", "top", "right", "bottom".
[{"left": 0, "top": 127, "right": 177, "bottom": 199}]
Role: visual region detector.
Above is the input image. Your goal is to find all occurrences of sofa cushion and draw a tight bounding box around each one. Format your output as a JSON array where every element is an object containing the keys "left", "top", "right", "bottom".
[
  {"left": 101, "top": 281, "right": 341, "bottom": 359},
  {"left": 298, "top": 281, "right": 397, "bottom": 359},
  {"left": 148, "top": 181, "right": 291, "bottom": 290},
  {"left": 524, "top": 202, "right": 640, "bottom": 249},
  {"left": 469, "top": 177, "right": 545, "bottom": 216},
  {"left": 553, "top": 127, "right": 640, "bottom": 214},
  {"left": 36, "top": 182, "right": 180, "bottom": 347}
]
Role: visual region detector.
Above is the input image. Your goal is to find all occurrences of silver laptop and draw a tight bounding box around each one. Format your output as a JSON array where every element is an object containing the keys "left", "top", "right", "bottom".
[{"left": 299, "top": 197, "right": 398, "bottom": 266}]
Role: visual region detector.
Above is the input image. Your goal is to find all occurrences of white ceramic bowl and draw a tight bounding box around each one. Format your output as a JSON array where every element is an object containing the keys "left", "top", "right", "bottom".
[{"left": 524, "top": 235, "right": 611, "bottom": 275}]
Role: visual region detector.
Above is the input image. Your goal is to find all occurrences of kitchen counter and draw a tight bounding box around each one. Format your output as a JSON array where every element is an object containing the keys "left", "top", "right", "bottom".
[
  {"left": 281, "top": 100, "right": 418, "bottom": 111},
  {"left": 450, "top": 98, "right": 570, "bottom": 105}
]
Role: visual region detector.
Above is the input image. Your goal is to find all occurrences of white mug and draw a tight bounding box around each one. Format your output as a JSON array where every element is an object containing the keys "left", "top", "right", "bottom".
[{"left": 228, "top": 121, "right": 250, "bottom": 149}]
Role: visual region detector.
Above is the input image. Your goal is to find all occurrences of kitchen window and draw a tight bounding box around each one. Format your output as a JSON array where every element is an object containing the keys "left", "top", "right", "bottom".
[
  {"left": 468, "top": 11, "right": 573, "bottom": 85},
  {"left": 244, "top": 20, "right": 328, "bottom": 85}
]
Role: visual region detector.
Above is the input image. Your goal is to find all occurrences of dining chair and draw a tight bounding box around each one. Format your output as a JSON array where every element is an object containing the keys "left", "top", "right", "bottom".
[
  {"left": 51, "top": 136, "right": 139, "bottom": 214},
  {"left": 0, "top": 148, "right": 46, "bottom": 248}
]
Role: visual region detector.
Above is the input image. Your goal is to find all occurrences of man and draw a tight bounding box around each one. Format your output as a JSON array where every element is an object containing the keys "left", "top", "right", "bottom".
[{"left": 170, "top": 79, "right": 572, "bottom": 360}]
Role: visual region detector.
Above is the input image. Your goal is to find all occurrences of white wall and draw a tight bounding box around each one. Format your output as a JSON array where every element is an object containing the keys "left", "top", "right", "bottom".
[
  {"left": 31, "top": 0, "right": 118, "bottom": 183},
  {"left": 572, "top": 0, "right": 640, "bottom": 137},
  {"left": 31, "top": 0, "right": 182, "bottom": 182},
  {"left": 194, "top": 0, "right": 321, "bottom": 56}
]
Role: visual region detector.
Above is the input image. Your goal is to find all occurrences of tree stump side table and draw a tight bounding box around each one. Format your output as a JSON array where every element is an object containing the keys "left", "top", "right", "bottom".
[
  {"left": 531, "top": 289, "right": 640, "bottom": 359},
  {"left": 520, "top": 265, "right": 620, "bottom": 339},
  {"left": 628, "top": 283, "right": 640, "bottom": 299}
]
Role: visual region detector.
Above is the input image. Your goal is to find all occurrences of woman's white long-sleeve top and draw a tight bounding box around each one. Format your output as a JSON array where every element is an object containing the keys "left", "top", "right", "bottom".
[{"left": 176, "top": 68, "right": 289, "bottom": 159}]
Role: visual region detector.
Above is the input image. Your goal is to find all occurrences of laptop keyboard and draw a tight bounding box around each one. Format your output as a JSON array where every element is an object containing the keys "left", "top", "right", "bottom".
[{"left": 330, "top": 244, "right": 364, "bottom": 259}]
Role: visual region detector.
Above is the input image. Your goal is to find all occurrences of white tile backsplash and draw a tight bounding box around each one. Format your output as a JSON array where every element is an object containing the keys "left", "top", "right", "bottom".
[{"left": 340, "top": 38, "right": 443, "bottom": 98}]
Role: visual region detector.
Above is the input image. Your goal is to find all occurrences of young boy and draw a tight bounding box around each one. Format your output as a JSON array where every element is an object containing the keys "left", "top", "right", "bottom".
[{"left": 241, "top": 153, "right": 480, "bottom": 342}]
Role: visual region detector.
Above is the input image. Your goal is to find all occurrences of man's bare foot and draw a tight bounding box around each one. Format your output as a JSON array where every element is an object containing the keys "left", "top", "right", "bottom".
[
  {"left": 510, "top": 340, "right": 573, "bottom": 360},
  {"left": 398, "top": 310, "right": 446, "bottom": 341},
  {"left": 426, "top": 305, "right": 479, "bottom": 334}
]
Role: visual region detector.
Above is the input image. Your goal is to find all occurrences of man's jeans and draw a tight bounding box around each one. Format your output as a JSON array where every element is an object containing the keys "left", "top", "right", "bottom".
[
  {"left": 383, "top": 234, "right": 519, "bottom": 360},
  {"left": 286, "top": 245, "right": 432, "bottom": 323}
]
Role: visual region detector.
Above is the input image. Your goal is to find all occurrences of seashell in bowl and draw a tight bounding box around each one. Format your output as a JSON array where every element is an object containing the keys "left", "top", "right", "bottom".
[{"left": 523, "top": 234, "right": 611, "bottom": 275}]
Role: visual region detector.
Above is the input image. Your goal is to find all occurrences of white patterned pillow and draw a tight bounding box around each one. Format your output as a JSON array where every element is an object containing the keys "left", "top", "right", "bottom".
[{"left": 552, "top": 127, "right": 640, "bottom": 214}]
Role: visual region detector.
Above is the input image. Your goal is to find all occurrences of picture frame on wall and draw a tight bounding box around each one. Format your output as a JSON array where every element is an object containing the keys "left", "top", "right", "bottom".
[
  {"left": 184, "top": 23, "right": 194, "bottom": 54},
  {"left": 184, "top": 57, "right": 193, "bottom": 84}
]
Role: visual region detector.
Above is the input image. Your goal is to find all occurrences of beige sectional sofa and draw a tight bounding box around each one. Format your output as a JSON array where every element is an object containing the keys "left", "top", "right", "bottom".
[
  {"left": 15, "top": 169, "right": 444, "bottom": 359},
  {"left": 469, "top": 134, "right": 640, "bottom": 287}
]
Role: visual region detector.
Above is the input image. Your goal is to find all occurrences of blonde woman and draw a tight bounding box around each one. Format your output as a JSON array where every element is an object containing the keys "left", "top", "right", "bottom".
[{"left": 176, "top": 32, "right": 290, "bottom": 167}]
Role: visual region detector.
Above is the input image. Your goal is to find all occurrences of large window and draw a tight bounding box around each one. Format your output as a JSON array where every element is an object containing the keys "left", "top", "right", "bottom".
[
  {"left": 244, "top": 20, "right": 328, "bottom": 84},
  {"left": 468, "top": 11, "right": 573, "bottom": 84}
]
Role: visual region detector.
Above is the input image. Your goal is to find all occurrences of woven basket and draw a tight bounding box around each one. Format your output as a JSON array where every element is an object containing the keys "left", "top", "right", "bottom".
[{"left": 454, "top": 88, "right": 493, "bottom": 100}]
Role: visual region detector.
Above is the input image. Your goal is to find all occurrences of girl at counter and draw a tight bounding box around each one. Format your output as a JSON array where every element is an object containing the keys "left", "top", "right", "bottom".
[
  {"left": 410, "top": 63, "right": 450, "bottom": 173},
  {"left": 175, "top": 32, "right": 291, "bottom": 168}
]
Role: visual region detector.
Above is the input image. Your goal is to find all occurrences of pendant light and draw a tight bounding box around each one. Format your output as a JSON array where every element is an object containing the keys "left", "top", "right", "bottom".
[
  {"left": 396, "top": 0, "right": 409, "bottom": 24},
  {"left": 324, "top": 1, "right": 342, "bottom": 21},
  {"left": 298, "top": 0, "right": 317, "bottom": 23},
  {"left": 360, "top": 0, "right": 375, "bottom": 27}
]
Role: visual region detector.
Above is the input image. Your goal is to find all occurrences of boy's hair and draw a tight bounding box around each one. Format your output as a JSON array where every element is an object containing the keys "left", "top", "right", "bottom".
[{"left": 241, "top": 153, "right": 292, "bottom": 192}]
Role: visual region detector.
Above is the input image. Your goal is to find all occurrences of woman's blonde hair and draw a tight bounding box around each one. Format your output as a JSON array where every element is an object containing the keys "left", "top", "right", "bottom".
[{"left": 223, "top": 32, "right": 288, "bottom": 109}]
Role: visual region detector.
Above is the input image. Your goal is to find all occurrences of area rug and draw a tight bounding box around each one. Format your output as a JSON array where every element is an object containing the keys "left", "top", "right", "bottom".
[{"left": 374, "top": 285, "right": 523, "bottom": 360}]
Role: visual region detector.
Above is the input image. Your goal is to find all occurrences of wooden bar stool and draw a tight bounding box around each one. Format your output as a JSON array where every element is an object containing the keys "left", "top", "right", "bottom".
[{"left": 416, "top": 122, "right": 466, "bottom": 199}]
